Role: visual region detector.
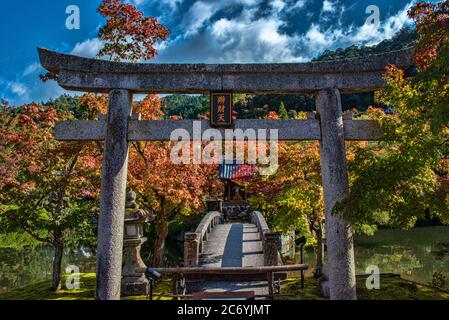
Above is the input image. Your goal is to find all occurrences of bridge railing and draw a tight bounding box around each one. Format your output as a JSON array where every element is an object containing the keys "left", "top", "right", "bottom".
[
  {"left": 184, "top": 211, "right": 222, "bottom": 267},
  {"left": 250, "top": 211, "right": 282, "bottom": 266},
  {"left": 137, "top": 264, "right": 309, "bottom": 299}
]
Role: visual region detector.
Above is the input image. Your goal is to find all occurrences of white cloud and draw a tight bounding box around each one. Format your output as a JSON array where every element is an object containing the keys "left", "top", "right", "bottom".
[
  {"left": 291, "top": 0, "right": 307, "bottom": 11},
  {"left": 9, "top": 82, "right": 28, "bottom": 97},
  {"left": 22, "top": 63, "right": 41, "bottom": 77},
  {"left": 133, "top": 0, "right": 183, "bottom": 9},
  {"left": 127, "top": 0, "right": 146, "bottom": 6},
  {"left": 177, "top": 0, "right": 266, "bottom": 39},
  {"left": 192, "top": 7, "right": 305, "bottom": 63},
  {"left": 157, "top": 0, "right": 414, "bottom": 63},
  {"left": 292, "top": 1, "right": 414, "bottom": 58},
  {"left": 70, "top": 38, "right": 103, "bottom": 58},
  {"left": 322, "top": 0, "right": 336, "bottom": 13},
  {"left": 350, "top": 3, "right": 412, "bottom": 46},
  {"left": 271, "top": 0, "right": 286, "bottom": 12},
  {"left": 259, "top": 20, "right": 289, "bottom": 45},
  {"left": 304, "top": 24, "right": 331, "bottom": 49},
  {"left": 182, "top": 1, "right": 220, "bottom": 37}
]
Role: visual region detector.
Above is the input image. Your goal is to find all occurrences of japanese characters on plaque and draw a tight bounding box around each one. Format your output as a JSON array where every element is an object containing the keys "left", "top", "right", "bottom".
[{"left": 210, "top": 93, "right": 234, "bottom": 127}]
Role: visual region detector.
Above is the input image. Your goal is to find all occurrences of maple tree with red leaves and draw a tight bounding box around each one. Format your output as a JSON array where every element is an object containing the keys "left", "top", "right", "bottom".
[
  {"left": 0, "top": 101, "right": 103, "bottom": 291},
  {"left": 409, "top": 0, "right": 449, "bottom": 70},
  {"left": 128, "top": 95, "right": 222, "bottom": 267},
  {"left": 245, "top": 136, "right": 326, "bottom": 273},
  {"left": 94, "top": 1, "right": 222, "bottom": 267},
  {"left": 97, "top": 0, "right": 171, "bottom": 62}
]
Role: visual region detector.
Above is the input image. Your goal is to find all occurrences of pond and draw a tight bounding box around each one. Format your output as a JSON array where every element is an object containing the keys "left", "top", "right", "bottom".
[
  {"left": 1, "top": 226, "right": 449, "bottom": 294},
  {"left": 0, "top": 245, "right": 96, "bottom": 294},
  {"left": 353, "top": 226, "right": 449, "bottom": 287},
  {"left": 303, "top": 226, "right": 449, "bottom": 289},
  {"left": 0, "top": 240, "right": 182, "bottom": 294}
]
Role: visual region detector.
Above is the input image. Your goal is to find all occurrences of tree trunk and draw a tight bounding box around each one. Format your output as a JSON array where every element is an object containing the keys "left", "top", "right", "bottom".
[
  {"left": 152, "top": 217, "right": 169, "bottom": 267},
  {"left": 314, "top": 222, "right": 325, "bottom": 278},
  {"left": 51, "top": 189, "right": 65, "bottom": 292},
  {"left": 152, "top": 197, "right": 169, "bottom": 267},
  {"left": 52, "top": 243, "right": 64, "bottom": 291}
]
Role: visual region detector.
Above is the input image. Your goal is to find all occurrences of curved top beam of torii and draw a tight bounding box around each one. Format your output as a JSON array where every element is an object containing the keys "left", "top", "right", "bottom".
[{"left": 38, "top": 47, "right": 414, "bottom": 94}]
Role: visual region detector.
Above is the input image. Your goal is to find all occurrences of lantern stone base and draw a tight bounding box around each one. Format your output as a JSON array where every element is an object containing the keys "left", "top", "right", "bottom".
[
  {"left": 121, "top": 238, "right": 149, "bottom": 297},
  {"left": 121, "top": 276, "right": 149, "bottom": 297}
]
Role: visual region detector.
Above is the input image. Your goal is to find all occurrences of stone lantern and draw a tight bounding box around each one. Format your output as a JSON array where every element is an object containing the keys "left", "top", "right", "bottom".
[{"left": 121, "top": 190, "right": 155, "bottom": 297}]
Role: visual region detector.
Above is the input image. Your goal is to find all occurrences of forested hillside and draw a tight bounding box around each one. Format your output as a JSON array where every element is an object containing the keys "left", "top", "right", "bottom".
[
  {"left": 316, "top": 28, "right": 417, "bottom": 61},
  {"left": 162, "top": 94, "right": 208, "bottom": 119}
]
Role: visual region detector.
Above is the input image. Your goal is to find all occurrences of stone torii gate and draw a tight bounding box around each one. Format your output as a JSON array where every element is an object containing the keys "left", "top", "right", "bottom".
[{"left": 38, "top": 47, "right": 413, "bottom": 300}]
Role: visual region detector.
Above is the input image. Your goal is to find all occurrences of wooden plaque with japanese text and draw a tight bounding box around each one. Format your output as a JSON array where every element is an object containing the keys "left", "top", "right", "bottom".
[{"left": 210, "top": 93, "right": 234, "bottom": 127}]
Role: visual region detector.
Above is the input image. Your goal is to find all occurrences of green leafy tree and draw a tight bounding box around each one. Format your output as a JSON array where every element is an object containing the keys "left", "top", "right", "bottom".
[
  {"left": 162, "top": 94, "right": 208, "bottom": 119},
  {"left": 279, "top": 102, "right": 289, "bottom": 119},
  {"left": 338, "top": 1, "right": 449, "bottom": 231},
  {"left": 288, "top": 110, "right": 298, "bottom": 119}
]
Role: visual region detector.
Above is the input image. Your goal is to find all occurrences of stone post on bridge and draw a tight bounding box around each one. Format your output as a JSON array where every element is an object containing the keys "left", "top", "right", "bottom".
[
  {"left": 263, "top": 232, "right": 281, "bottom": 266},
  {"left": 184, "top": 232, "right": 200, "bottom": 267}
]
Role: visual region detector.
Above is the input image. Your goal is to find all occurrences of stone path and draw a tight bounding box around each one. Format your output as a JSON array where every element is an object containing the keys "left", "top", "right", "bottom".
[{"left": 188, "top": 223, "right": 268, "bottom": 296}]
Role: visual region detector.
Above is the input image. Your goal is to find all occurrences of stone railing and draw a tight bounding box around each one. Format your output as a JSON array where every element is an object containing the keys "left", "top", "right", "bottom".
[
  {"left": 250, "top": 211, "right": 282, "bottom": 266},
  {"left": 184, "top": 211, "right": 222, "bottom": 267}
]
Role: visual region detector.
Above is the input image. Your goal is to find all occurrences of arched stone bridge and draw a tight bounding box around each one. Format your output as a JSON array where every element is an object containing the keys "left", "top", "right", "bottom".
[
  {"left": 183, "top": 211, "right": 283, "bottom": 295},
  {"left": 184, "top": 211, "right": 281, "bottom": 268}
]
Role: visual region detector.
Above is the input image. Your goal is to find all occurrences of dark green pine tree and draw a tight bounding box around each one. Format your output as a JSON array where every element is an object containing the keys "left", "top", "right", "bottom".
[{"left": 279, "top": 102, "right": 289, "bottom": 119}]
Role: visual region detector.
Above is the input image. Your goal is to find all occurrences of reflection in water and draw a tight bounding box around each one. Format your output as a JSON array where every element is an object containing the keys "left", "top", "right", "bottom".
[
  {"left": 0, "top": 245, "right": 96, "bottom": 294},
  {"left": 354, "top": 226, "right": 449, "bottom": 288},
  {"left": 303, "top": 226, "right": 449, "bottom": 289},
  {"left": 0, "top": 240, "right": 183, "bottom": 294},
  {"left": 1, "top": 226, "right": 449, "bottom": 294}
]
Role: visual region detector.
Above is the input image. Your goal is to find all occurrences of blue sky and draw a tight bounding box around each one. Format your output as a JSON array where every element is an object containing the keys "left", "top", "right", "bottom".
[{"left": 0, "top": 0, "right": 420, "bottom": 105}]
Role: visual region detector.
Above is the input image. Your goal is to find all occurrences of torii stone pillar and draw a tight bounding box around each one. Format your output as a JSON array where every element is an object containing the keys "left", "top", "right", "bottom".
[
  {"left": 95, "top": 89, "right": 133, "bottom": 300},
  {"left": 317, "top": 89, "right": 357, "bottom": 300}
]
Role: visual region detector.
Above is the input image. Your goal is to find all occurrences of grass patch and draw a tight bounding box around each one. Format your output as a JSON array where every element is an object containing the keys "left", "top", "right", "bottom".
[
  {"left": 0, "top": 273, "right": 172, "bottom": 301},
  {"left": 357, "top": 276, "right": 449, "bottom": 300},
  {"left": 276, "top": 276, "right": 327, "bottom": 300},
  {"left": 2, "top": 273, "right": 449, "bottom": 300},
  {"left": 279, "top": 276, "right": 449, "bottom": 300}
]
